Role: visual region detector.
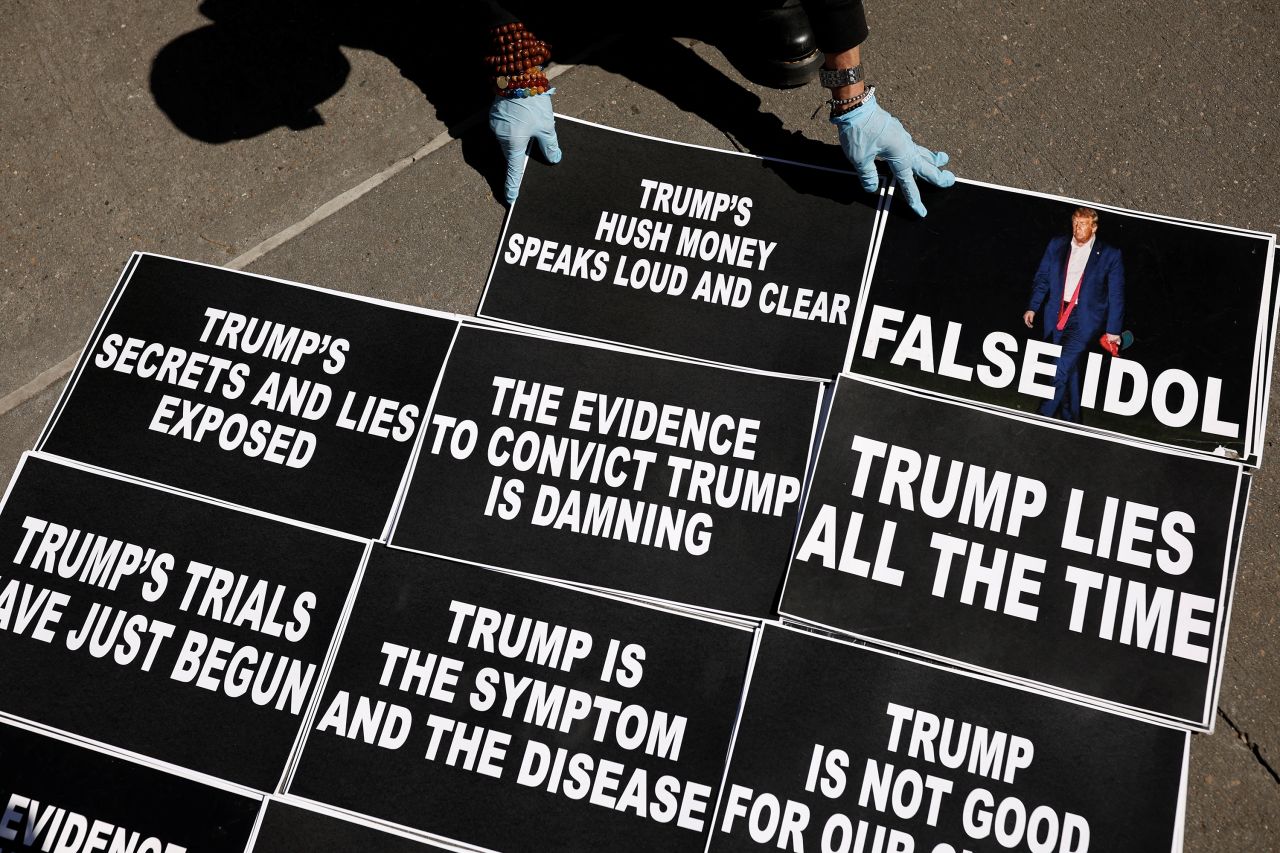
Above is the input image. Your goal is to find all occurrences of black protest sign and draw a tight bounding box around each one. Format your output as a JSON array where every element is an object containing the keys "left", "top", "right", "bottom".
[
  {"left": 288, "top": 545, "right": 755, "bottom": 853},
  {"left": 38, "top": 253, "right": 459, "bottom": 537},
  {"left": 0, "top": 721, "right": 260, "bottom": 853},
  {"left": 854, "top": 180, "right": 1276, "bottom": 462},
  {"left": 779, "top": 376, "right": 1243, "bottom": 729},
  {"left": 0, "top": 454, "right": 366, "bottom": 790},
  {"left": 478, "top": 116, "right": 878, "bottom": 378},
  {"left": 710, "top": 625, "right": 1186, "bottom": 853},
  {"left": 252, "top": 801, "right": 451, "bottom": 853},
  {"left": 390, "top": 324, "right": 821, "bottom": 618}
]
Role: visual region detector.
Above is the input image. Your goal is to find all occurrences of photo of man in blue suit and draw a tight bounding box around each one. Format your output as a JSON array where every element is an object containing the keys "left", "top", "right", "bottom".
[{"left": 1022, "top": 207, "right": 1125, "bottom": 422}]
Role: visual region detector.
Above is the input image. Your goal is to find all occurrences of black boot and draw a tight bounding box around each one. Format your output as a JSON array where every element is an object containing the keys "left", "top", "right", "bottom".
[{"left": 719, "top": 0, "right": 820, "bottom": 89}]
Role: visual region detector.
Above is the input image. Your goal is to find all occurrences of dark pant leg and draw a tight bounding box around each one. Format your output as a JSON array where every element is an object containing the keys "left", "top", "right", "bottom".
[{"left": 1039, "top": 313, "right": 1091, "bottom": 422}]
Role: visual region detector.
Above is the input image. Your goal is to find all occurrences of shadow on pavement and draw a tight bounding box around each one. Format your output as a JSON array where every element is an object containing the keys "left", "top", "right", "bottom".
[{"left": 150, "top": 1, "right": 869, "bottom": 206}]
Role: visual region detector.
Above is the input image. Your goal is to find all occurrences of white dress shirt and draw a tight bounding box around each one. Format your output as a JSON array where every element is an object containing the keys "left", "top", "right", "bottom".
[{"left": 1062, "top": 235, "right": 1095, "bottom": 302}]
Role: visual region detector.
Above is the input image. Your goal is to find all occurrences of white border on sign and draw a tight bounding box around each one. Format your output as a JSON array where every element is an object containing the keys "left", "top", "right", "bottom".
[
  {"left": 38, "top": 252, "right": 141, "bottom": 447},
  {"left": 1205, "top": 473, "right": 1252, "bottom": 736},
  {"left": 274, "top": 539, "right": 375, "bottom": 794},
  {"left": 19, "top": 450, "right": 371, "bottom": 544},
  {"left": 842, "top": 181, "right": 892, "bottom": 379},
  {"left": 0, "top": 714, "right": 265, "bottom": 802},
  {"left": 458, "top": 315, "right": 830, "bottom": 381},
  {"left": 248, "top": 795, "right": 479, "bottom": 851},
  {"left": 841, "top": 372, "right": 1251, "bottom": 466},
  {"left": 846, "top": 354, "right": 1266, "bottom": 468},
  {"left": 501, "top": 576, "right": 761, "bottom": 630},
  {"left": 702, "top": 622, "right": 767, "bottom": 853},
  {"left": 245, "top": 799, "right": 271, "bottom": 852},
  {"left": 1255, "top": 249, "right": 1280, "bottom": 468},
  {"left": 1173, "top": 736, "right": 1191, "bottom": 853},
  {"left": 376, "top": 543, "right": 761, "bottom": 635},
  {"left": 778, "top": 373, "right": 1245, "bottom": 731},
  {"left": 273, "top": 795, "right": 501, "bottom": 853},
  {"left": 887, "top": 175, "right": 1276, "bottom": 239},
  {"left": 382, "top": 322, "right": 463, "bottom": 542}
]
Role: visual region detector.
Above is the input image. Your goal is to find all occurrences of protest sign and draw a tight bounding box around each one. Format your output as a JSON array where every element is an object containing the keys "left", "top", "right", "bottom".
[
  {"left": 0, "top": 719, "right": 260, "bottom": 853},
  {"left": 852, "top": 180, "right": 1277, "bottom": 463},
  {"left": 38, "top": 253, "right": 459, "bottom": 537},
  {"left": 390, "top": 323, "right": 821, "bottom": 618},
  {"left": 780, "top": 376, "right": 1244, "bottom": 729},
  {"left": 710, "top": 624, "right": 1187, "bottom": 853},
  {"left": 287, "top": 545, "right": 755, "bottom": 853},
  {"left": 0, "top": 453, "right": 367, "bottom": 790},
  {"left": 251, "top": 800, "right": 452, "bottom": 853},
  {"left": 478, "top": 117, "right": 878, "bottom": 378},
  {"left": 1256, "top": 247, "right": 1280, "bottom": 461}
]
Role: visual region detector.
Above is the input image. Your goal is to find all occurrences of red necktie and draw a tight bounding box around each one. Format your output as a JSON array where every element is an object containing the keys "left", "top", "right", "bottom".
[{"left": 1057, "top": 272, "right": 1083, "bottom": 331}]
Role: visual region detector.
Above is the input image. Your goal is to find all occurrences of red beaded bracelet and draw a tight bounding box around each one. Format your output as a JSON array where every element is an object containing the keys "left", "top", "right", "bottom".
[{"left": 486, "top": 22, "right": 551, "bottom": 99}]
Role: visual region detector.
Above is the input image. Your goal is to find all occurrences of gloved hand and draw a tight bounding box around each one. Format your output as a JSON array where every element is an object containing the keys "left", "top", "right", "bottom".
[
  {"left": 489, "top": 92, "right": 562, "bottom": 205},
  {"left": 832, "top": 91, "right": 955, "bottom": 216}
]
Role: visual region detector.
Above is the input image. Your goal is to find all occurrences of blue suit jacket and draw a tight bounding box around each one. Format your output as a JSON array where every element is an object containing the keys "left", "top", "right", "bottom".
[{"left": 1027, "top": 235, "right": 1125, "bottom": 338}]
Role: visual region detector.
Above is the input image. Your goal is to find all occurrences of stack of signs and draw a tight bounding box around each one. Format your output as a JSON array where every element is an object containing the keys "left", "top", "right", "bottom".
[
  {"left": 779, "top": 375, "right": 1243, "bottom": 731},
  {"left": 796, "top": 180, "right": 1274, "bottom": 730},
  {"left": 2, "top": 118, "right": 1275, "bottom": 851},
  {"left": 6, "top": 251, "right": 806, "bottom": 851},
  {"left": 474, "top": 118, "right": 1280, "bottom": 851}
]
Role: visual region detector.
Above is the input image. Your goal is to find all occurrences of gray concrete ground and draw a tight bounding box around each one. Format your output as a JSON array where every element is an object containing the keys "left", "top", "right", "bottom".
[{"left": 2, "top": 1, "right": 1277, "bottom": 848}]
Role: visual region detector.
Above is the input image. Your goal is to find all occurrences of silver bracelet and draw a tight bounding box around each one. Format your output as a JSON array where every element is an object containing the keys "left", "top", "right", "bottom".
[
  {"left": 819, "top": 63, "right": 864, "bottom": 89},
  {"left": 828, "top": 85, "right": 876, "bottom": 116}
]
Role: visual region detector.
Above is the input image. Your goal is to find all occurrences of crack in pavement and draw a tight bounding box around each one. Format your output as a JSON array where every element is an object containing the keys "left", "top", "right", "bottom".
[{"left": 1218, "top": 707, "right": 1280, "bottom": 785}]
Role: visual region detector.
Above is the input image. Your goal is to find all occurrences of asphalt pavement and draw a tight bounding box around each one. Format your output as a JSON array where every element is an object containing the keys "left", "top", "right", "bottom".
[{"left": 2, "top": 2, "right": 1277, "bottom": 849}]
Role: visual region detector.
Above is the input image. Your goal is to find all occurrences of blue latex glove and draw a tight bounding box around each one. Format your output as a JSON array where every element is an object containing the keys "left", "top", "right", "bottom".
[
  {"left": 489, "top": 92, "right": 562, "bottom": 205},
  {"left": 832, "top": 91, "right": 955, "bottom": 216}
]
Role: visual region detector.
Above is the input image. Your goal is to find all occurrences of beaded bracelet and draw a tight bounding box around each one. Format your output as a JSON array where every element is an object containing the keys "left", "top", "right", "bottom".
[
  {"left": 828, "top": 85, "right": 876, "bottom": 118},
  {"left": 486, "top": 22, "right": 552, "bottom": 98}
]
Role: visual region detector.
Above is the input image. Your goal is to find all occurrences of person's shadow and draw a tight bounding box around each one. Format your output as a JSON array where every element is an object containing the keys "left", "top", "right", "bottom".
[{"left": 150, "top": 1, "right": 866, "bottom": 206}]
